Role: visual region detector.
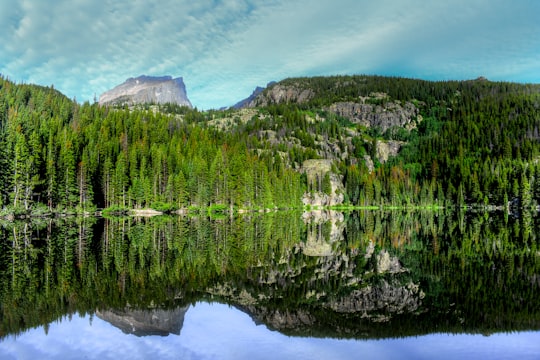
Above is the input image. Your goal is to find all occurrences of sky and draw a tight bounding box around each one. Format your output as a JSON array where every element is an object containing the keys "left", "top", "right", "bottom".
[{"left": 1, "top": 0, "right": 539, "bottom": 109}]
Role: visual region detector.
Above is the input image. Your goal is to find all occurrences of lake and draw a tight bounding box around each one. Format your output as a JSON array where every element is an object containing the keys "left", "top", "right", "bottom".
[{"left": 1, "top": 210, "right": 539, "bottom": 359}]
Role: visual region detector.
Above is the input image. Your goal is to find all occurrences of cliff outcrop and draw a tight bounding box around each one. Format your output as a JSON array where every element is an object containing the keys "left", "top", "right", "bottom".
[
  {"left": 245, "top": 83, "right": 314, "bottom": 107},
  {"left": 328, "top": 100, "right": 420, "bottom": 132},
  {"left": 301, "top": 159, "right": 344, "bottom": 206}
]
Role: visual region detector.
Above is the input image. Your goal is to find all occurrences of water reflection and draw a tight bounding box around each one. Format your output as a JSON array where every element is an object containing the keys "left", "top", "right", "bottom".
[
  {"left": 0, "top": 210, "right": 539, "bottom": 346},
  {"left": 2, "top": 302, "right": 540, "bottom": 360},
  {"left": 95, "top": 306, "right": 189, "bottom": 337}
]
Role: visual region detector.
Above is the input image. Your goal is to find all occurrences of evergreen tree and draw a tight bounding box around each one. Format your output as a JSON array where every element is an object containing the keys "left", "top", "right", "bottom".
[
  {"left": 520, "top": 172, "right": 532, "bottom": 210},
  {"left": 58, "top": 134, "right": 78, "bottom": 209},
  {"left": 322, "top": 172, "right": 332, "bottom": 195}
]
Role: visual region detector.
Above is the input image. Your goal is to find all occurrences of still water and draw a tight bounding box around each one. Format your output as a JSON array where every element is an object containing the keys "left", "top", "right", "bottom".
[
  {"left": 2, "top": 302, "right": 539, "bottom": 360},
  {"left": 0, "top": 211, "right": 539, "bottom": 359}
]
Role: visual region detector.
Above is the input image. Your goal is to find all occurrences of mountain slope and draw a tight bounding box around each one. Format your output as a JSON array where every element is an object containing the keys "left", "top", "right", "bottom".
[
  {"left": 1, "top": 74, "right": 539, "bottom": 214},
  {"left": 226, "top": 75, "right": 540, "bottom": 208}
]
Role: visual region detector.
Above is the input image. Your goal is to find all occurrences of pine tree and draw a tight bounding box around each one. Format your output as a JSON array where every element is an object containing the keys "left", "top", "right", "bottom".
[
  {"left": 174, "top": 171, "right": 188, "bottom": 208},
  {"left": 77, "top": 149, "right": 94, "bottom": 211},
  {"left": 533, "top": 165, "right": 540, "bottom": 206},
  {"left": 457, "top": 183, "right": 465, "bottom": 208},
  {"left": 11, "top": 131, "right": 36, "bottom": 210},
  {"left": 0, "top": 130, "right": 11, "bottom": 207},
  {"left": 59, "top": 134, "right": 78, "bottom": 209},
  {"left": 210, "top": 148, "right": 229, "bottom": 205},
  {"left": 114, "top": 152, "right": 128, "bottom": 207},
  {"left": 322, "top": 172, "right": 332, "bottom": 195},
  {"left": 520, "top": 172, "right": 532, "bottom": 210}
]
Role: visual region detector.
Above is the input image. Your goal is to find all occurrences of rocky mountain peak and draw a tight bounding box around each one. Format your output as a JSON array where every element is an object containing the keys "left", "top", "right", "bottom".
[{"left": 99, "top": 75, "right": 192, "bottom": 108}]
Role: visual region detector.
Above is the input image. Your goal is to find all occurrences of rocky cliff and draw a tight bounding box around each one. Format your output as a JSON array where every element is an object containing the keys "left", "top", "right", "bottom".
[
  {"left": 328, "top": 99, "right": 420, "bottom": 132},
  {"left": 244, "top": 83, "right": 314, "bottom": 107},
  {"left": 376, "top": 139, "right": 404, "bottom": 163},
  {"left": 301, "top": 159, "right": 345, "bottom": 206},
  {"left": 99, "top": 75, "right": 192, "bottom": 107},
  {"left": 243, "top": 82, "right": 420, "bottom": 132}
]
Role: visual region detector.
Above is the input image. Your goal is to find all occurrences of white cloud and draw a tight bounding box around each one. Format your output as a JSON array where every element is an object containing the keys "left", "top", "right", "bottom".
[{"left": 1, "top": 0, "right": 539, "bottom": 109}]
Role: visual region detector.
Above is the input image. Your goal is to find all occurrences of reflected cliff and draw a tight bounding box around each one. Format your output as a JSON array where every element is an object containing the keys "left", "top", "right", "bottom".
[
  {"left": 96, "top": 306, "right": 189, "bottom": 337},
  {"left": 1, "top": 210, "right": 539, "bottom": 339}
]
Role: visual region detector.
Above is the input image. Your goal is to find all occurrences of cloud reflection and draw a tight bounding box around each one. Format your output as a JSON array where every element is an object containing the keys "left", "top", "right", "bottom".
[{"left": 1, "top": 302, "right": 539, "bottom": 360}]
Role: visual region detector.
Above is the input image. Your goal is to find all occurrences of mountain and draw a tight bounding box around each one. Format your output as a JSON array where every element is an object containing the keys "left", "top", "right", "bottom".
[
  {"left": 1, "top": 73, "right": 540, "bottom": 215},
  {"left": 98, "top": 75, "right": 192, "bottom": 107},
  {"left": 232, "top": 81, "right": 276, "bottom": 109}
]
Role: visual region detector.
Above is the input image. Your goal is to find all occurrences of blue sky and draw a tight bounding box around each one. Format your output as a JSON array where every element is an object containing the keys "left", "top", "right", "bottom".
[{"left": 1, "top": 0, "right": 539, "bottom": 109}]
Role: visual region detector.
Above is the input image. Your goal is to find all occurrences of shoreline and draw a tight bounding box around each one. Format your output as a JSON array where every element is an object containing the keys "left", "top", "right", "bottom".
[{"left": 1, "top": 203, "right": 538, "bottom": 220}]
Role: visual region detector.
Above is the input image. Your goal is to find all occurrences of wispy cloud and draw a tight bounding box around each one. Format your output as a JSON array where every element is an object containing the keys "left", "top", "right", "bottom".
[{"left": 1, "top": 0, "right": 539, "bottom": 109}]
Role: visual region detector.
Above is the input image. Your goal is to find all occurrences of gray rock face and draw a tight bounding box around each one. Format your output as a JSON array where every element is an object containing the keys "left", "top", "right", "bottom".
[
  {"left": 236, "top": 244, "right": 424, "bottom": 332},
  {"left": 301, "top": 159, "right": 344, "bottom": 206},
  {"left": 245, "top": 83, "right": 314, "bottom": 107},
  {"left": 376, "top": 140, "right": 404, "bottom": 163},
  {"left": 328, "top": 101, "right": 419, "bottom": 132},
  {"left": 99, "top": 75, "right": 192, "bottom": 108}
]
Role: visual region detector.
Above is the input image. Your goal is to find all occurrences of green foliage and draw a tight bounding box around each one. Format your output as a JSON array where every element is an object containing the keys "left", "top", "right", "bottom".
[
  {"left": 0, "top": 76, "right": 305, "bottom": 212},
  {"left": 102, "top": 204, "right": 129, "bottom": 217},
  {"left": 322, "top": 172, "right": 332, "bottom": 195},
  {"left": 383, "top": 126, "right": 411, "bottom": 141},
  {"left": 1, "top": 74, "right": 539, "bottom": 211},
  {"left": 150, "top": 201, "right": 176, "bottom": 213}
]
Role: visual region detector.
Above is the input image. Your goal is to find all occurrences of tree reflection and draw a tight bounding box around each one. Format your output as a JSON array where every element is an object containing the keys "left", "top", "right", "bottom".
[{"left": 1, "top": 210, "right": 539, "bottom": 339}]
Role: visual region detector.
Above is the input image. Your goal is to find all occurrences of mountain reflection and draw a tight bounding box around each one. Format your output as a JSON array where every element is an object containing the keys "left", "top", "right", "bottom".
[
  {"left": 1, "top": 211, "right": 539, "bottom": 339},
  {"left": 96, "top": 306, "right": 189, "bottom": 337}
]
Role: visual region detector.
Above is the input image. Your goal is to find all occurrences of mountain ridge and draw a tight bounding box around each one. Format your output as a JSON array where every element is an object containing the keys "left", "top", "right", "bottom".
[{"left": 231, "top": 81, "right": 276, "bottom": 109}]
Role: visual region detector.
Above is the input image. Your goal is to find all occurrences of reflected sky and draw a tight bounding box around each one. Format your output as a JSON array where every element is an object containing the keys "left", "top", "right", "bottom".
[{"left": 1, "top": 302, "right": 539, "bottom": 360}]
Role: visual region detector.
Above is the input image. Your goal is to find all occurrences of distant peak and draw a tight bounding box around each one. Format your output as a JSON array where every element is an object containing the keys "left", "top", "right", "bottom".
[
  {"left": 99, "top": 75, "right": 192, "bottom": 107},
  {"left": 231, "top": 81, "right": 276, "bottom": 109},
  {"left": 127, "top": 75, "right": 174, "bottom": 83}
]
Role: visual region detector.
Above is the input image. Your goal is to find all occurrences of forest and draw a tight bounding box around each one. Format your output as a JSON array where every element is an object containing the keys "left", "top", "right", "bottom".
[
  {"left": 1, "top": 211, "right": 539, "bottom": 338},
  {"left": 0, "top": 74, "right": 539, "bottom": 215}
]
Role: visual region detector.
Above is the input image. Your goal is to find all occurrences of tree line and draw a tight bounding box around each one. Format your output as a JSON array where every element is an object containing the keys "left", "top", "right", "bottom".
[
  {"left": 251, "top": 76, "right": 540, "bottom": 209},
  {"left": 0, "top": 76, "right": 303, "bottom": 214},
  {"left": 1, "top": 74, "right": 539, "bottom": 214}
]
